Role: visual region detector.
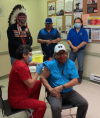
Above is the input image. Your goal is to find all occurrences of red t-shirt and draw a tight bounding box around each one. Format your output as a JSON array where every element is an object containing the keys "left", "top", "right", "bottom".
[{"left": 8, "top": 60, "right": 31, "bottom": 104}]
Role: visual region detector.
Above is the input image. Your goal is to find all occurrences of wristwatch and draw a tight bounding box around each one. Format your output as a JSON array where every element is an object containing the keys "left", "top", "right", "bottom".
[{"left": 62, "top": 84, "right": 66, "bottom": 89}]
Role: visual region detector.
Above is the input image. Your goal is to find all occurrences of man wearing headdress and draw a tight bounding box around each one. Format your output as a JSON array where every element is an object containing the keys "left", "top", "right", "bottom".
[{"left": 7, "top": 4, "right": 33, "bottom": 65}]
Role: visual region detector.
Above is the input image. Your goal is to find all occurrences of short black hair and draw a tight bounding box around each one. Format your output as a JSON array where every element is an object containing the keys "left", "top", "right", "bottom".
[
  {"left": 74, "top": 17, "right": 83, "bottom": 27},
  {"left": 16, "top": 44, "right": 32, "bottom": 59}
]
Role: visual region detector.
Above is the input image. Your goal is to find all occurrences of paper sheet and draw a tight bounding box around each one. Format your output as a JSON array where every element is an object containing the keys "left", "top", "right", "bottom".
[
  {"left": 65, "top": 0, "right": 73, "bottom": 15},
  {"left": 57, "top": 16, "right": 62, "bottom": 26},
  {"left": 87, "top": 0, "right": 97, "bottom": 13},
  {"left": 84, "top": 26, "right": 100, "bottom": 43},
  {"left": 56, "top": 0, "right": 64, "bottom": 15},
  {"left": 65, "top": 16, "right": 72, "bottom": 26},
  {"left": 61, "top": 31, "right": 67, "bottom": 39},
  {"left": 57, "top": 26, "right": 62, "bottom": 33},
  {"left": 74, "top": 13, "right": 81, "bottom": 19},
  {"left": 52, "top": 16, "right": 57, "bottom": 26},
  {"left": 92, "top": 28, "right": 100, "bottom": 40},
  {"left": 74, "top": 0, "right": 83, "bottom": 13},
  {"left": 84, "top": 26, "right": 92, "bottom": 42},
  {"left": 82, "top": 14, "right": 90, "bottom": 26},
  {"left": 66, "top": 26, "right": 72, "bottom": 33},
  {"left": 28, "top": 66, "right": 36, "bottom": 73},
  {"left": 87, "top": 17, "right": 100, "bottom": 26},
  {"left": 48, "top": 2, "right": 55, "bottom": 16}
]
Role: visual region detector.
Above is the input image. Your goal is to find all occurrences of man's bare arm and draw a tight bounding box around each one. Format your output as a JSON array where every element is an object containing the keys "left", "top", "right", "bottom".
[
  {"left": 67, "top": 40, "right": 75, "bottom": 49},
  {"left": 37, "top": 39, "right": 50, "bottom": 44},
  {"left": 77, "top": 42, "right": 87, "bottom": 49},
  {"left": 40, "top": 67, "right": 60, "bottom": 98},
  {"left": 23, "top": 73, "right": 38, "bottom": 88},
  {"left": 51, "top": 38, "right": 61, "bottom": 43},
  {"left": 28, "top": 62, "right": 38, "bottom": 66},
  {"left": 40, "top": 67, "right": 52, "bottom": 91},
  {"left": 62, "top": 78, "right": 78, "bottom": 89},
  {"left": 46, "top": 38, "right": 61, "bottom": 46}
]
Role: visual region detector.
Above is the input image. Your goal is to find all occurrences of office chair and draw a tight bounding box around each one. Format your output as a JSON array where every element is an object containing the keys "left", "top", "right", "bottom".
[
  {"left": 0, "top": 86, "right": 25, "bottom": 117},
  {"left": 44, "top": 89, "right": 76, "bottom": 118}
]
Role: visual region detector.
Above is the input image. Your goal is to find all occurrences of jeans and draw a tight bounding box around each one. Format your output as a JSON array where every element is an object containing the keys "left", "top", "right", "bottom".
[
  {"left": 69, "top": 49, "right": 85, "bottom": 71},
  {"left": 11, "top": 57, "right": 16, "bottom": 65}
]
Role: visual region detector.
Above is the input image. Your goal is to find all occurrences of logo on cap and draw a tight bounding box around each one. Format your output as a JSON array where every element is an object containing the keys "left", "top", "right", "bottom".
[{"left": 58, "top": 46, "right": 62, "bottom": 48}]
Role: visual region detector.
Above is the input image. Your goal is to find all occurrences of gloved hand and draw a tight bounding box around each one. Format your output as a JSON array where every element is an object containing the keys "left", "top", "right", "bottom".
[
  {"left": 40, "top": 62, "right": 45, "bottom": 69},
  {"left": 36, "top": 63, "right": 45, "bottom": 74}
]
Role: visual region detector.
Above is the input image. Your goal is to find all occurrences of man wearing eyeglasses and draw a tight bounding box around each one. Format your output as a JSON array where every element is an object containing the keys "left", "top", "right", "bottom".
[
  {"left": 37, "top": 18, "right": 61, "bottom": 61},
  {"left": 40, "top": 44, "right": 88, "bottom": 118}
]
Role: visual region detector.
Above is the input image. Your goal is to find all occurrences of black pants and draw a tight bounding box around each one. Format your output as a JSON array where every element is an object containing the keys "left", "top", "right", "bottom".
[
  {"left": 43, "top": 51, "right": 54, "bottom": 61},
  {"left": 47, "top": 89, "right": 88, "bottom": 118}
]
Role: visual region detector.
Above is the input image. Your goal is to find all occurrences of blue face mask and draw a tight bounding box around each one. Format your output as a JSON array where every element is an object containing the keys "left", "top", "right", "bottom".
[
  {"left": 75, "top": 23, "right": 81, "bottom": 28},
  {"left": 27, "top": 56, "right": 32, "bottom": 63}
]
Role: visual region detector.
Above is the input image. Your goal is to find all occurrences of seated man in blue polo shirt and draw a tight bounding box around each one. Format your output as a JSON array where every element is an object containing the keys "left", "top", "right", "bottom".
[
  {"left": 67, "top": 17, "right": 88, "bottom": 83},
  {"left": 40, "top": 44, "right": 88, "bottom": 118},
  {"left": 37, "top": 18, "right": 61, "bottom": 61}
]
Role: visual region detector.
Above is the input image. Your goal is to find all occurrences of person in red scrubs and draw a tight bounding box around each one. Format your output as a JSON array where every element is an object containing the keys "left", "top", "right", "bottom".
[{"left": 8, "top": 44, "right": 46, "bottom": 118}]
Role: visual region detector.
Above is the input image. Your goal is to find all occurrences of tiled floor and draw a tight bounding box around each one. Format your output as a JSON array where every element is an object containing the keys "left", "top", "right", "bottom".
[{"left": 0, "top": 78, "right": 100, "bottom": 118}]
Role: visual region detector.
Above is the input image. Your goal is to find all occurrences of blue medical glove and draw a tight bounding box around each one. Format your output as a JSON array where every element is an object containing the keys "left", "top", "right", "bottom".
[
  {"left": 36, "top": 63, "right": 45, "bottom": 74},
  {"left": 40, "top": 62, "right": 45, "bottom": 69}
]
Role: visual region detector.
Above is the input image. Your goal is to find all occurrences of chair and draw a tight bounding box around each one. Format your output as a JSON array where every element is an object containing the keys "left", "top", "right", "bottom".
[
  {"left": 0, "top": 86, "right": 25, "bottom": 117},
  {"left": 61, "top": 101, "right": 76, "bottom": 118},
  {"left": 44, "top": 89, "right": 76, "bottom": 118}
]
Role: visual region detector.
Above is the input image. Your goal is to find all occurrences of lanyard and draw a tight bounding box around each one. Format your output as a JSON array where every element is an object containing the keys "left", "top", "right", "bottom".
[{"left": 17, "top": 19, "right": 26, "bottom": 44}]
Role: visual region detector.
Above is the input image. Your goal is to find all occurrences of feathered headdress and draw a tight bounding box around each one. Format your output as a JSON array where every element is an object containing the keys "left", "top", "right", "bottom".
[
  {"left": 8, "top": 5, "right": 29, "bottom": 44},
  {"left": 8, "top": 4, "right": 28, "bottom": 26}
]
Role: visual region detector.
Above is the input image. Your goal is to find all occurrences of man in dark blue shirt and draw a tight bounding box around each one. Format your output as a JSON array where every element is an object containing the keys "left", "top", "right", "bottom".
[{"left": 37, "top": 18, "right": 61, "bottom": 61}]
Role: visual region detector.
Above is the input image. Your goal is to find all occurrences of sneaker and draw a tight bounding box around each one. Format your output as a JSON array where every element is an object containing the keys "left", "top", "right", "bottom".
[
  {"left": 25, "top": 109, "right": 34, "bottom": 118},
  {"left": 29, "top": 115, "right": 33, "bottom": 118}
]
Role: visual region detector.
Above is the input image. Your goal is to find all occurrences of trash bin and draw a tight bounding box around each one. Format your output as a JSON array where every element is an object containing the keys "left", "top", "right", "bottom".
[{"left": 32, "top": 50, "right": 43, "bottom": 63}]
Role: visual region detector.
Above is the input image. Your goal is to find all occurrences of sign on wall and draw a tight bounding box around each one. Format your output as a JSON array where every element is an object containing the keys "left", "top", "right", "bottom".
[
  {"left": 87, "top": 0, "right": 97, "bottom": 13},
  {"left": 87, "top": 17, "right": 100, "bottom": 26}
]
